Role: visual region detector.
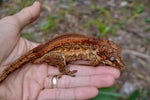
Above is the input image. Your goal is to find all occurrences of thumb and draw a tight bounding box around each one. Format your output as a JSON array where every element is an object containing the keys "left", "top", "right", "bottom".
[
  {"left": 13, "top": 1, "right": 41, "bottom": 30},
  {"left": 0, "top": 1, "right": 41, "bottom": 62},
  {"left": 1, "top": 1, "right": 41, "bottom": 31}
]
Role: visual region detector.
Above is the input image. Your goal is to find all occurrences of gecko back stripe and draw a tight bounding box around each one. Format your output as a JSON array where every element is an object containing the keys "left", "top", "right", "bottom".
[{"left": 32, "top": 33, "right": 91, "bottom": 53}]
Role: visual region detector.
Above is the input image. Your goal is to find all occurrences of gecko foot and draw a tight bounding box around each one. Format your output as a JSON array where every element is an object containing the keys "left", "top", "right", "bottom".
[{"left": 57, "top": 70, "right": 78, "bottom": 78}]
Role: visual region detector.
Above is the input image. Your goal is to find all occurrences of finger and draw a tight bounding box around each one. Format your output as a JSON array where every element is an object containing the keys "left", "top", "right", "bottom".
[
  {"left": 38, "top": 87, "right": 98, "bottom": 100},
  {"left": 44, "top": 74, "right": 115, "bottom": 89},
  {"left": 71, "top": 65, "right": 120, "bottom": 79},
  {"left": 2, "top": 1, "right": 41, "bottom": 31},
  {"left": 47, "top": 65, "right": 120, "bottom": 79}
]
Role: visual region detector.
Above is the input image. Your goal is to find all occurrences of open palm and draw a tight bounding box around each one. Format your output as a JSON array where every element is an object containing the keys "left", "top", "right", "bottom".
[{"left": 0, "top": 2, "right": 120, "bottom": 100}]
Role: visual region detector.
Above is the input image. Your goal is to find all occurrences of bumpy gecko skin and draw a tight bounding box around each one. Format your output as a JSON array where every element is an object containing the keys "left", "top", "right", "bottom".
[{"left": 0, "top": 33, "right": 124, "bottom": 83}]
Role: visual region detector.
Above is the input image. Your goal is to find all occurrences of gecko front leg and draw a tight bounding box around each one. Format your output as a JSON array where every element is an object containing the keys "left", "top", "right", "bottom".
[{"left": 32, "top": 52, "right": 77, "bottom": 78}]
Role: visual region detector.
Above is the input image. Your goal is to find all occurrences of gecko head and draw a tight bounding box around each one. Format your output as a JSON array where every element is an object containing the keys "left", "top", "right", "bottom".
[{"left": 98, "top": 40, "right": 124, "bottom": 69}]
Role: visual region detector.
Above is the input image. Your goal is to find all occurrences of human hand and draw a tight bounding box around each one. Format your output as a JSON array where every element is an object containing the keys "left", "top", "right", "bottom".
[{"left": 0, "top": 2, "right": 120, "bottom": 100}]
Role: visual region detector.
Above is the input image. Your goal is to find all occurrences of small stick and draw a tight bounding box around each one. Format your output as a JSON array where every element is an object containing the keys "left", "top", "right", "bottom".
[{"left": 123, "top": 49, "right": 150, "bottom": 59}]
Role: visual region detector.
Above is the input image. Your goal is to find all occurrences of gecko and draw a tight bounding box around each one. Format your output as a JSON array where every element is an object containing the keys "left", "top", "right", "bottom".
[{"left": 0, "top": 33, "right": 124, "bottom": 83}]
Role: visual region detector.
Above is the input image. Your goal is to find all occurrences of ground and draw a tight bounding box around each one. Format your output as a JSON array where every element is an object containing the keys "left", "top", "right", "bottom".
[{"left": 0, "top": 0, "right": 150, "bottom": 99}]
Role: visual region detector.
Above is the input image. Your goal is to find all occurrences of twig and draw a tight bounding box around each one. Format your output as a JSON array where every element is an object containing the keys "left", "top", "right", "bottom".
[
  {"left": 122, "top": 49, "right": 150, "bottom": 60},
  {"left": 122, "top": 26, "right": 150, "bottom": 39}
]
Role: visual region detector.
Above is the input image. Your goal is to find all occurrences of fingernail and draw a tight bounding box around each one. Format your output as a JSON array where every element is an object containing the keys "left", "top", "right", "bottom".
[{"left": 33, "top": 1, "right": 39, "bottom": 6}]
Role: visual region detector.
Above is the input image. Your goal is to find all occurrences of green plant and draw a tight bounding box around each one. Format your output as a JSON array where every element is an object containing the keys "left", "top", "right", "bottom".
[
  {"left": 134, "top": 5, "right": 144, "bottom": 14},
  {"left": 15, "top": 0, "right": 35, "bottom": 8},
  {"left": 128, "top": 88, "right": 150, "bottom": 100},
  {"left": 143, "top": 18, "right": 150, "bottom": 23},
  {"left": 91, "top": 87, "right": 150, "bottom": 100},
  {"left": 91, "top": 5, "right": 112, "bottom": 24},
  {"left": 84, "top": 19, "right": 116, "bottom": 37},
  {"left": 121, "top": 4, "right": 145, "bottom": 23},
  {"left": 92, "top": 5, "right": 109, "bottom": 14},
  {"left": 4, "top": 0, "right": 35, "bottom": 16},
  {"left": 39, "top": 15, "right": 58, "bottom": 32},
  {"left": 143, "top": 18, "right": 150, "bottom": 32},
  {"left": 84, "top": 5, "right": 124, "bottom": 37},
  {"left": 20, "top": 33, "right": 36, "bottom": 40},
  {"left": 58, "top": 0, "right": 75, "bottom": 16},
  {"left": 90, "top": 87, "right": 127, "bottom": 100},
  {"left": 131, "top": 4, "right": 144, "bottom": 20}
]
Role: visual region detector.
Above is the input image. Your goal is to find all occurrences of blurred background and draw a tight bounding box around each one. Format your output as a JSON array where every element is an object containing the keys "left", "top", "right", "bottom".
[{"left": 0, "top": 0, "right": 150, "bottom": 99}]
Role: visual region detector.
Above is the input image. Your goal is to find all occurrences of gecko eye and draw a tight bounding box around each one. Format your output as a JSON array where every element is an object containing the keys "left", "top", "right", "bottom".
[{"left": 110, "top": 56, "right": 115, "bottom": 61}]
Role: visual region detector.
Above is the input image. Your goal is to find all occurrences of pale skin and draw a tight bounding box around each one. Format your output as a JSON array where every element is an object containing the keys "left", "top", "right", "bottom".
[{"left": 0, "top": 2, "right": 120, "bottom": 100}]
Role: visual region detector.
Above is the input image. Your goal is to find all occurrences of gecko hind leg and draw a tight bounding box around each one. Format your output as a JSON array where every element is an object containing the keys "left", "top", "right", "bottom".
[
  {"left": 57, "top": 65, "right": 77, "bottom": 78},
  {"left": 31, "top": 52, "right": 77, "bottom": 78}
]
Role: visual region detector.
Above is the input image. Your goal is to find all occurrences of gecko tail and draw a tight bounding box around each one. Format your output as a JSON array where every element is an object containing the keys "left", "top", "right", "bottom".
[{"left": 0, "top": 53, "right": 36, "bottom": 83}]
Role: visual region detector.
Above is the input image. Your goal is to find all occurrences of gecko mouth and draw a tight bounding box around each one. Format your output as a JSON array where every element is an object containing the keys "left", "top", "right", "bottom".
[
  {"left": 117, "top": 62, "right": 124, "bottom": 69},
  {"left": 100, "top": 59, "right": 124, "bottom": 70}
]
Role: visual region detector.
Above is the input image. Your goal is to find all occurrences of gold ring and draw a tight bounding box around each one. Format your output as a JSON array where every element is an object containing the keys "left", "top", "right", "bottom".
[{"left": 51, "top": 75, "right": 57, "bottom": 89}]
